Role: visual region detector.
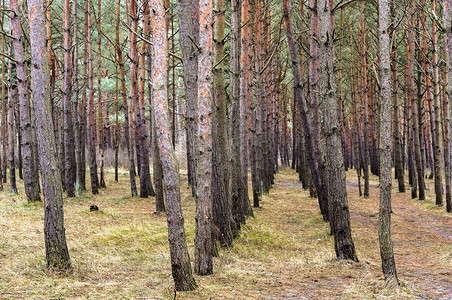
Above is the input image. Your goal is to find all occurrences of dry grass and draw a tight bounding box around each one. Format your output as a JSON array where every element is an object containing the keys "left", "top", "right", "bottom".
[{"left": 0, "top": 166, "right": 450, "bottom": 299}]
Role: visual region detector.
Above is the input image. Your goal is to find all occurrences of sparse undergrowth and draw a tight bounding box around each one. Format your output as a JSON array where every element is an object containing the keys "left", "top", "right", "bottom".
[{"left": 0, "top": 167, "right": 450, "bottom": 299}]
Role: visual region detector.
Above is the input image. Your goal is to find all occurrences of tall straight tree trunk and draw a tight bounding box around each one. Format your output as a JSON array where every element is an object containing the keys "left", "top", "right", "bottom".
[
  {"left": 87, "top": 0, "right": 99, "bottom": 194},
  {"left": 63, "top": 0, "right": 76, "bottom": 197},
  {"left": 194, "top": 0, "right": 214, "bottom": 275},
  {"left": 432, "top": 0, "right": 443, "bottom": 206},
  {"left": 116, "top": 0, "right": 137, "bottom": 197},
  {"left": 135, "top": 0, "right": 154, "bottom": 198},
  {"left": 150, "top": 0, "right": 197, "bottom": 289},
  {"left": 414, "top": 13, "right": 426, "bottom": 200},
  {"left": 28, "top": 0, "right": 71, "bottom": 270},
  {"left": 318, "top": 0, "right": 357, "bottom": 261},
  {"left": 239, "top": 0, "right": 253, "bottom": 221},
  {"left": 445, "top": 0, "right": 452, "bottom": 212},
  {"left": 73, "top": 0, "right": 82, "bottom": 195},
  {"left": 0, "top": 15, "right": 4, "bottom": 190},
  {"left": 360, "top": 0, "right": 370, "bottom": 198},
  {"left": 10, "top": 0, "right": 40, "bottom": 200},
  {"left": 378, "top": 0, "right": 399, "bottom": 286},
  {"left": 148, "top": 53, "right": 165, "bottom": 212},
  {"left": 7, "top": 59, "right": 17, "bottom": 195},
  {"left": 443, "top": 0, "right": 452, "bottom": 213},
  {"left": 282, "top": 0, "right": 326, "bottom": 228},
  {"left": 391, "top": 0, "right": 405, "bottom": 193},
  {"left": 1, "top": 17, "right": 6, "bottom": 185},
  {"left": 177, "top": 0, "right": 198, "bottom": 198},
  {"left": 97, "top": 0, "right": 105, "bottom": 188},
  {"left": 229, "top": 0, "right": 242, "bottom": 238},
  {"left": 80, "top": 0, "right": 88, "bottom": 191},
  {"left": 308, "top": 0, "right": 329, "bottom": 220},
  {"left": 211, "top": 0, "right": 234, "bottom": 246}
]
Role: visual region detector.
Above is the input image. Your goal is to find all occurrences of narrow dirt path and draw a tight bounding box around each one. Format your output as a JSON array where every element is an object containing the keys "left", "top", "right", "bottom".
[{"left": 346, "top": 174, "right": 452, "bottom": 300}]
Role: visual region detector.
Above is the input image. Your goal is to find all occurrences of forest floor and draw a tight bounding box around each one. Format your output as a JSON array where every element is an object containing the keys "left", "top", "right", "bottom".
[{"left": 0, "top": 166, "right": 451, "bottom": 299}]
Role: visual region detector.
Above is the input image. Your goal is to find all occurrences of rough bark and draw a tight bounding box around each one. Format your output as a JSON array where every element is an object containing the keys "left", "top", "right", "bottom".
[
  {"left": 150, "top": 0, "right": 197, "bottom": 290},
  {"left": 87, "top": 0, "right": 99, "bottom": 194},
  {"left": 444, "top": 0, "right": 452, "bottom": 212},
  {"left": 318, "top": 0, "right": 358, "bottom": 261},
  {"left": 73, "top": 0, "right": 82, "bottom": 195},
  {"left": 28, "top": 0, "right": 71, "bottom": 270},
  {"left": 378, "top": 0, "right": 399, "bottom": 286},
  {"left": 391, "top": 0, "right": 405, "bottom": 193},
  {"left": 10, "top": 0, "right": 40, "bottom": 201},
  {"left": 194, "top": 0, "right": 214, "bottom": 275},
  {"left": 177, "top": 0, "right": 198, "bottom": 197},
  {"left": 7, "top": 59, "right": 17, "bottom": 195},
  {"left": 63, "top": 0, "right": 76, "bottom": 197},
  {"left": 97, "top": 0, "right": 105, "bottom": 189},
  {"left": 432, "top": 0, "right": 443, "bottom": 206}
]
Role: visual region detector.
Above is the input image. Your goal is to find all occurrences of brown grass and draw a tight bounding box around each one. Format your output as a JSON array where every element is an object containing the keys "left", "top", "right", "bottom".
[{"left": 0, "top": 166, "right": 450, "bottom": 299}]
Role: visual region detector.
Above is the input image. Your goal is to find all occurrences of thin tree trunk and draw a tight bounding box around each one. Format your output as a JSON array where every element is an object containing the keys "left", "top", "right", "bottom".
[
  {"left": 177, "top": 0, "right": 198, "bottom": 198},
  {"left": 7, "top": 57, "right": 17, "bottom": 195},
  {"left": 63, "top": 0, "right": 76, "bottom": 197},
  {"left": 391, "top": 0, "right": 405, "bottom": 193},
  {"left": 87, "top": 0, "right": 99, "bottom": 194},
  {"left": 97, "top": 0, "right": 106, "bottom": 189},
  {"left": 73, "top": 0, "right": 82, "bottom": 195},
  {"left": 444, "top": 0, "right": 452, "bottom": 212},
  {"left": 432, "top": 0, "right": 443, "bottom": 206},
  {"left": 378, "top": 0, "right": 399, "bottom": 286},
  {"left": 116, "top": 0, "right": 137, "bottom": 197}
]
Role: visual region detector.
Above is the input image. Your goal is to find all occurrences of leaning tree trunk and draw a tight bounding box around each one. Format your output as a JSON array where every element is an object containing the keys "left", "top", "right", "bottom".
[
  {"left": 28, "top": 0, "right": 71, "bottom": 270},
  {"left": 150, "top": 0, "right": 196, "bottom": 290},
  {"left": 10, "top": 0, "right": 41, "bottom": 201},
  {"left": 378, "top": 0, "right": 399, "bottom": 287}
]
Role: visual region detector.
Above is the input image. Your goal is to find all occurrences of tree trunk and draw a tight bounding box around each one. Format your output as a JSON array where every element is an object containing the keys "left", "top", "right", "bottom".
[
  {"left": 150, "top": 0, "right": 197, "bottom": 290},
  {"left": 10, "top": 0, "right": 40, "bottom": 200},
  {"left": 378, "top": 0, "right": 399, "bottom": 286},
  {"left": 28, "top": 0, "right": 71, "bottom": 270},
  {"left": 87, "top": 0, "right": 99, "bottom": 194},
  {"left": 432, "top": 0, "right": 443, "bottom": 206},
  {"left": 177, "top": 0, "right": 198, "bottom": 197},
  {"left": 116, "top": 0, "right": 137, "bottom": 197},
  {"left": 7, "top": 58, "right": 17, "bottom": 195},
  {"left": 73, "top": 0, "right": 82, "bottom": 195},
  {"left": 391, "top": 0, "right": 405, "bottom": 193},
  {"left": 229, "top": 0, "right": 243, "bottom": 238},
  {"left": 194, "top": 0, "right": 214, "bottom": 275},
  {"left": 97, "top": 0, "right": 106, "bottom": 189},
  {"left": 63, "top": 0, "right": 76, "bottom": 197},
  {"left": 444, "top": 0, "right": 452, "bottom": 212},
  {"left": 318, "top": 0, "right": 358, "bottom": 261}
]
